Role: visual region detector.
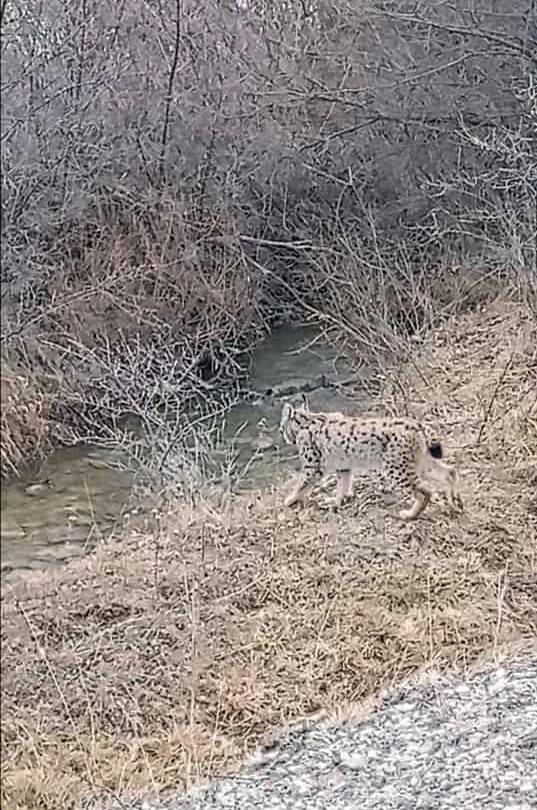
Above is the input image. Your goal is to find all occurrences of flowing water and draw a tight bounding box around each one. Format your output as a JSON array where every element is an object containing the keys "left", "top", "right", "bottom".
[{"left": 1, "top": 326, "right": 375, "bottom": 579}]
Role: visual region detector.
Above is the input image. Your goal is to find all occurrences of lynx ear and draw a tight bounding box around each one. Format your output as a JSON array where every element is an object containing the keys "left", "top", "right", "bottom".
[
  {"left": 280, "top": 401, "right": 293, "bottom": 429},
  {"left": 297, "top": 392, "right": 309, "bottom": 411}
]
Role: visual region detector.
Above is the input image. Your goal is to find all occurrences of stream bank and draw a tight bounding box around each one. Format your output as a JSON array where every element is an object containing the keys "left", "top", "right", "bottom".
[{"left": 1, "top": 325, "right": 374, "bottom": 578}]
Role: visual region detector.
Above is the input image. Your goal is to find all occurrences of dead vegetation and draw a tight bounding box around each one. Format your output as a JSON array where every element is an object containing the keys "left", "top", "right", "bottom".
[
  {"left": 1, "top": 2, "right": 536, "bottom": 806},
  {"left": 2, "top": 1, "right": 535, "bottom": 477},
  {"left": 2, "top": 300, "right": 536, "bottom": 810},
  {"left": 0, "top": 363, "right": 53, "bottom": 480},
  {"left": 0, "top": 198, "right": 267, "bottom": 482}
]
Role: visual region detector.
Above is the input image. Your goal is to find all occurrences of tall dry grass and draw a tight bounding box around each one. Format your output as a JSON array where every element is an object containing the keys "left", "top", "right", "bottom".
[
  {"left": 2, "top": 300, "right": 536, "bottom": 810},
  {"left": 0, "top": 363, "right": 53, "bottom": 479},
  {"left": 0, "top": 196, "right": 268, "bottom": 481}
]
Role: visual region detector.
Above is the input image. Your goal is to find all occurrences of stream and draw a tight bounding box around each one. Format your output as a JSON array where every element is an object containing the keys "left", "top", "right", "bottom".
[{"left": 1, "top": 326, "right": 375, "bottom": 579}]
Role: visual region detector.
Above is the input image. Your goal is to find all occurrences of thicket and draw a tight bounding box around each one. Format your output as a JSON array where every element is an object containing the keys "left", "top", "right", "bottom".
[{"left": 1, "top": 0, "right": 536, "bottom": 480}]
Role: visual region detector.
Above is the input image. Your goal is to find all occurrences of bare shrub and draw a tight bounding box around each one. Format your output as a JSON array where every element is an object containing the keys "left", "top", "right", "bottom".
[
  {"left": 243, "top": 1, "right": 537, "bottom": 364},
  {"left": 0, "top": 190, "right": 266, "bottom": 477},
  {"left": 1, "top": 0, "right": 536, "bottom": 476},
  {"left": 1, "top": 0, "right": 275, "bottom": 475}
]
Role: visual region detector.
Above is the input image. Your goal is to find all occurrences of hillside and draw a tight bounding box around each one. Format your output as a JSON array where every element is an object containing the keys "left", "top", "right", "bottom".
[{"left": 2, "top": 299, "right": 536, "bottom": 810}]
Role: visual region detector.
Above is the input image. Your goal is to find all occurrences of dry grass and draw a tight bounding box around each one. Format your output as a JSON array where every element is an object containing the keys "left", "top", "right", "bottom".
[
  {"left": 0, "top": 363, "right": 53, "bottom": 480},
  {"left": 0, "top": 195, "right": 267, "bottom": 478},
  {"left": 1, "top": 300, "right": 536, "bottom": 810}
]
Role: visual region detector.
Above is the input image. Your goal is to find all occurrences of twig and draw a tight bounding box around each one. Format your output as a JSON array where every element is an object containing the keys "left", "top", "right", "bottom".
[
  {"left": 476, "top": 353, "right": 514, "bottom": 446},
  {"left": 158, "top": 0, "right": 182, "bottom": 180}
]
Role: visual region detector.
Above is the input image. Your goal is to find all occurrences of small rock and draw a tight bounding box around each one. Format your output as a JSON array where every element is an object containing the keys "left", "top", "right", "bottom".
[
  {"left": 339, "top": 751, "right": 367, "bottom": 770},
  {"left": 24, "top": 481, "right": 51, "bottom": 495}
]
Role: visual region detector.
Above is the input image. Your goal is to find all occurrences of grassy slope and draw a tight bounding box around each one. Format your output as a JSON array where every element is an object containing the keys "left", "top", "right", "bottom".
[{"left": 1, "top": 300, "right": 536, "bottom": 810}]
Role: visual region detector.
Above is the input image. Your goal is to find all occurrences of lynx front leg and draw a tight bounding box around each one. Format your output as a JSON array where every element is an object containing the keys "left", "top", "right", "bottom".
[
  {"left": 284, "top": 466, "right": 321, "bottom": 507},
  {"left": 336, "top": 469, "right": 353, "bottom": 503},
  {"left": 284, "top": 437, "right": 322, "bottom": 508},
  {"left": 319, "top": 473, "right": 336, "bottom": 492},
  {"left": 321, "top": 469, "right": 353, "bottom": 508}
]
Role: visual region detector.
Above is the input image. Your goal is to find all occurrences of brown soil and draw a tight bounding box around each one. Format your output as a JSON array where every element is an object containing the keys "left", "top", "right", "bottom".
[{"left": 1, "top": 300, "right": 536, "bottom": 810}]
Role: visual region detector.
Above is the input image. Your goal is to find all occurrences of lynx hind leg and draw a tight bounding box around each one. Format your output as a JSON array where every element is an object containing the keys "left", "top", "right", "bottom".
[
  {"left": 398, "top": 482, "right": 432, "bottom": 521},
  {"left": 434, "top": 459, "right": 464, "bottom": 512},
  {"left": 451, "top": 469, "right": 464, "bottom": 512},
  {"left": 384, "top": 449, "right": 432, "bottom": 521}
]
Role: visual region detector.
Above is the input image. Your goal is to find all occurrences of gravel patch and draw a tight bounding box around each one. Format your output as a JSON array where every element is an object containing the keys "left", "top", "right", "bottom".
[{"left": 88, "top": 656, "right": 537, "bottom": 810}]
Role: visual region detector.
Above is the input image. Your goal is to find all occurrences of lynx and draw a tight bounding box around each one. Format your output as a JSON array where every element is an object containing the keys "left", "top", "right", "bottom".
[{"left": 279, "top": 401, "right": 463, "bottom": 521}]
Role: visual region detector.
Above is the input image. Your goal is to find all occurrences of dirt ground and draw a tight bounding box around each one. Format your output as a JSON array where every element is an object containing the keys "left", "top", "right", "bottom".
[{"left": 2, "top": 300, "right": 536, "bottom": 810}]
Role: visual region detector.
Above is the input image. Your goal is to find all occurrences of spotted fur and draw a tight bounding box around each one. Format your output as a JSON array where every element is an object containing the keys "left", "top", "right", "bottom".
[{"left": 279, "top": 401, "right": 463, "bottom": 520}]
